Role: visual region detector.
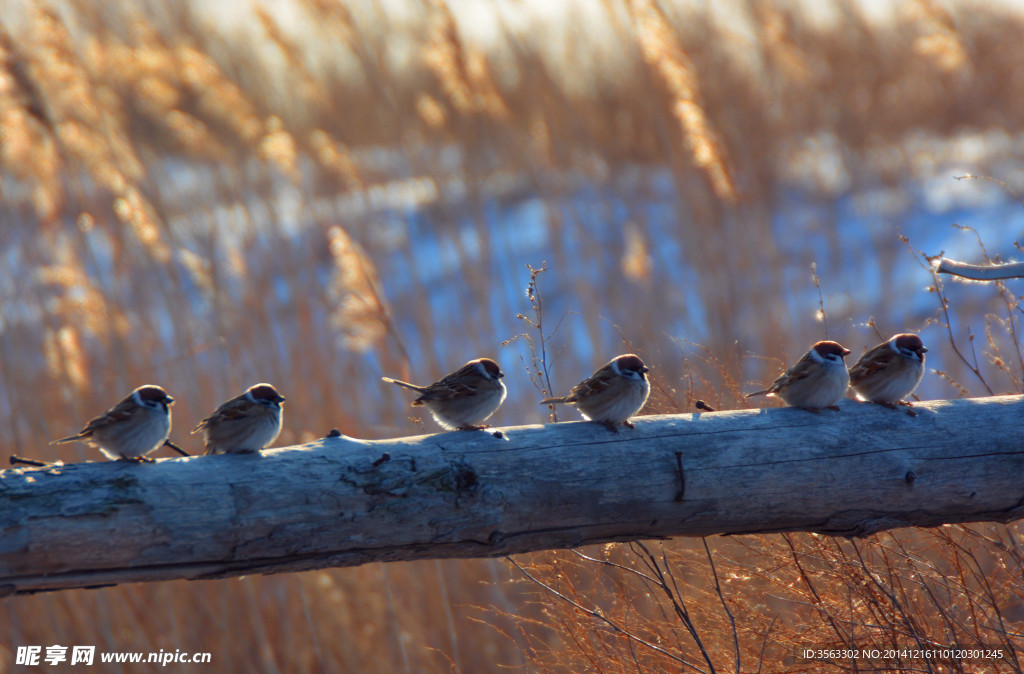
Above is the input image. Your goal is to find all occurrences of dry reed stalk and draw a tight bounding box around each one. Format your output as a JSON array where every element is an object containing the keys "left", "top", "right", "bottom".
[
  {"left": 309, "top": 129, "right": 363, "bottom": 190},
  {"left": 254, "top": 6, "right": 329, "bottom": 111},
  {"left": 0, "top": 28, "right": 63, "bottom": 222},
  {"left": 908, "top": 0, "right": 969, "bottom": 73},
  {"left": 757, "top": 5, "right": 813, "bottom": 86},
  {"left": 175, "top": 43, "right": 264, "bottom": 147},
  {"left": 258, "top": 115, "right": 300, "bottom": 180},
  {"left": 327, "top": 225, "right": 390, "bottom": 353},
  {"left": 628, "top": 0, "right": 737, "bottom": 204},
  {"left": 423, "top": 0, "right": 508, "bottom": 122},
  {"left": 21, "top": 7, "right": 178, "bottom": 272},
  {"left": 91, "top": 20, "right": 230, "bottom": 159}
]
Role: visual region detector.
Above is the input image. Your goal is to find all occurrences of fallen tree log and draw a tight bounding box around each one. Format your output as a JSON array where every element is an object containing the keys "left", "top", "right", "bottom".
[{"left": 2, "top": 395, "right": 1023, "bottom": 595}]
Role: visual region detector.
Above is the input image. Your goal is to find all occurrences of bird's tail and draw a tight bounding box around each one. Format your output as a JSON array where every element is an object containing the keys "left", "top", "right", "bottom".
[
  {"left": 382, "top": 377, "right": 425, "bottom": 393},
  {"left": 50, "top": 434, "right": 82, "bottom": 446},
  {"left": 745, "top": 389, "right": 770, "bottom": 398},
  {"left": 539, "top": 396, "right": 570, "bottom": 405}
]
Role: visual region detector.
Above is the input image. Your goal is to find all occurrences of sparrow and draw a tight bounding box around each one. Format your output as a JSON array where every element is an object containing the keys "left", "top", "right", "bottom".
[
  {"left": 848, "top": 333, "right": 927, "bottom": 407},
  {"left": 52, "top": 385, "right": 174, "bottom": 461},
  {"left": 540, "top": 353, "right": 650, "bottom": 431},
  {"left": 382, "top": 358, "right": 506, "bottom": 431},
  {"left": 747, "top": 340, "right": 851, "bottom": 411},
  {"left": 192, "top": 383, "right": 286, "bottom": 454}
]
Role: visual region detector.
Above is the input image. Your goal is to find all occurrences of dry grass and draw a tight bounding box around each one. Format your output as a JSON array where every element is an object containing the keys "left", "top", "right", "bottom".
[
  {"left": 507, "top": 527, "right": 1024, "bottom": 672},
  {"left": 1, "top": 0, "right": 1023, "bottom": 670}
]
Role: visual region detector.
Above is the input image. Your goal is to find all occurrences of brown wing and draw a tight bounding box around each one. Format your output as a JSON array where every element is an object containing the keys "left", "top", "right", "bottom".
[
  {"left": 767, "top": 351, "right": 819, "bottom": 392},
  {"left": 414, "top": 364, "right": 486, "bottom": 403},
  {"left": 54, "top": 393, "right": 139, "bottom": 443},
  {"left": 567, "top": 372, "right": 614, "bottom": 402},
  {"left": 78, "top": 395, "right": 140, "bottom": 434},
  {"left": 848, "top": 343, "right": 898, "bottom": 386},
  {"left": 192, "top": 392, "right": 250, "bottom": 433}
]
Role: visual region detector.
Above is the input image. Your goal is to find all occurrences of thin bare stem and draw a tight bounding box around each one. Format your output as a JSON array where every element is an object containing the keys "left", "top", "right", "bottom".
[
  {"left": 632, "top": 541, "right": 716, "bottom": 673},
  {"left": 911, "top": 242, "right": 995, "bottom": 395},
  {"left": 506, "top": 263, "right": 571, "bottom": 421},
  {"left": 701, "top": 538, "right": 740, "bottom": 674},
  {"left": 505, "top": 555, "right": 699, "bottom": 670},
  {"left": 954, "top": 174, "right": 1024, "bottom": 211},
  {"left": 810, "top": 262, "right": 829, "bottom": 338}
]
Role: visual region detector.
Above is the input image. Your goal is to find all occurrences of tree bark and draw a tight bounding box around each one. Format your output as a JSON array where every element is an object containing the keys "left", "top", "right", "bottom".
[{"left": 3, "top": 395, "right": 1023, "bottom": 595}]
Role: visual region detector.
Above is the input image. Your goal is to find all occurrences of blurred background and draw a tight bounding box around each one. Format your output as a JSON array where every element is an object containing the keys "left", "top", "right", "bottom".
[{"left": 2, "top": 0, "right": 1023, "bottom": 670}]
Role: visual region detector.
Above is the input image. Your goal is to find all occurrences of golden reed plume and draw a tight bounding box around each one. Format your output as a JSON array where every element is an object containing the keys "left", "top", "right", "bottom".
[{"left": 628, "top": 0, "right": 737, "bottom": 203}]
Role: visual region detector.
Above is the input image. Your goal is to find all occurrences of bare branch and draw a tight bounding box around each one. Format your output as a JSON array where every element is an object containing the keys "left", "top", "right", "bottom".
[
  {"left": 934, "top": 258, "right": 1024, "bottom": 281},
  {"left": 702, "top": 538, "right": 740, "bottom": 674},
  {"left": 505, "top": 556, "right": 699, "bottom": 670}
]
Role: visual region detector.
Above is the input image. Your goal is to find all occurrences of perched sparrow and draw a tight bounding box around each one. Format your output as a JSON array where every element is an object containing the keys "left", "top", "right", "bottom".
[
  {"left": 849, "top": 333, "right": 927, "bottom": 407},
  {"left": 52, "top": 385, "right": 174, "bottom": 461},
  {"left": 747, "top": 341, "right": 851, "bottom": 411},
  {"left": 382, "top": 358, "right": 506, "bottom": 431},
  {"left": 192, "top": 383, "right": 286, "bottom": 454},
  {"left": 540, "top": 353, "right": 651, "bottom": 431}
]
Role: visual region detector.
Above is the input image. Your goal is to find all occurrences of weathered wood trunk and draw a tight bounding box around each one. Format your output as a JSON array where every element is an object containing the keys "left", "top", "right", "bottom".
[{"left": 2, "top": 395, "right": 1023, "bottom": 595}]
